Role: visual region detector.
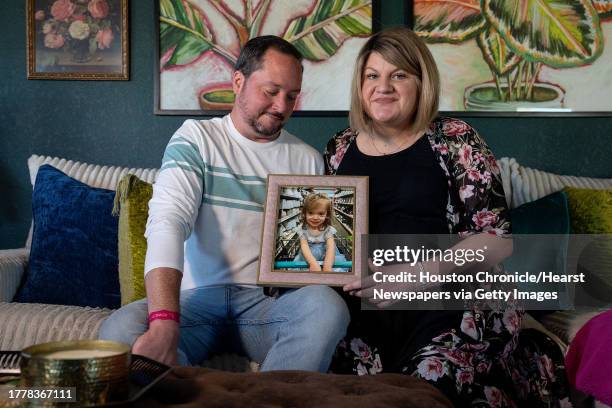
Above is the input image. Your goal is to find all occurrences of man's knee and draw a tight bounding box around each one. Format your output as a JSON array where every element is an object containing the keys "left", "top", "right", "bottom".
[
  {"left": 295, "top": 285, "right": 350, "bottom": 336},
  {"left": 98, "top": 301, "right": 148, "bottom": 346}
]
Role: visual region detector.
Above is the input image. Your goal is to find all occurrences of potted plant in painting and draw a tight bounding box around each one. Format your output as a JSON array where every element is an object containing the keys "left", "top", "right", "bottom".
[
  {"left": 414, "top": 0, "right": 611, "bottom": 111},
  {"left": 159, "top": 0, "right": 372, "bottom": 110}
]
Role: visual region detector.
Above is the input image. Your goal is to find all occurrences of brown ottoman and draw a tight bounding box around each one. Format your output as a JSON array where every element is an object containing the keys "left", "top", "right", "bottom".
[{"left": 132, "top": 367, "right": 452, "bottom": 408}]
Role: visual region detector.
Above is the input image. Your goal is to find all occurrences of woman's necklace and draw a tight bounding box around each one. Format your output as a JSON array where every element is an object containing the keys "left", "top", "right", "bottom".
[{"left": 368, "top": 131, "right": 414, "bottom": 156}]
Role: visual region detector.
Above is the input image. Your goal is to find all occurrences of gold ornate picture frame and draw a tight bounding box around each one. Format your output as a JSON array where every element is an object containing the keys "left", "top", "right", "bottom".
[
  {"left": 258, "top": 175, "right": 368, "bottom": 287},
  {"left": 27, "top": 0, "right": 129, "bottom": 80}
]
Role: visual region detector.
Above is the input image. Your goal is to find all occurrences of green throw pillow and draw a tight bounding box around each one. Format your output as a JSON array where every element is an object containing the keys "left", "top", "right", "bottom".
[
  {"left": 563, "top": 187, "right": 612, "bottom": 305},
  {"left": 113, "top": 174, "right": 153, "bottom": 305},
  {"left": 563, "top": 187, "right": 612, "bottom": 234}
]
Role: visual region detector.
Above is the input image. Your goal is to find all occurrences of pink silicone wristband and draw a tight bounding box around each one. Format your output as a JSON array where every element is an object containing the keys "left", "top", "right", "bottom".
[{"left": 148, "top": 310, "right": 180, "bottom": 324}]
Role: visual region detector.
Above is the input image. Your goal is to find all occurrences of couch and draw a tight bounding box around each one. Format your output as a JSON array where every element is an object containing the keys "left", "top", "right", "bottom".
[{"left": 1, "top": 154, "right": 611, "bottom": 398}]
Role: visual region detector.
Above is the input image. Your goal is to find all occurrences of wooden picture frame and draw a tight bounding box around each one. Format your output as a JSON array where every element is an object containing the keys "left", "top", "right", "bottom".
[
  {"left": 155, "top": 0, "right": 380, "bottom": 115},
  {"left": 27, "top": 0, "right": 129, "bottom": 80},
  {"left": 258, "top": 175, "right": 368, "bottom": 287}
]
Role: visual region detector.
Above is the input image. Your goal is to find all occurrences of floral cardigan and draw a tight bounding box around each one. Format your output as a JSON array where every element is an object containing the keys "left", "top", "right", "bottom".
[
  {"left": 324, "top": 116, "right": 511, "bottom": 237},
  {"left": 323, "top": 118, "right": 574, "bottom": 406}
]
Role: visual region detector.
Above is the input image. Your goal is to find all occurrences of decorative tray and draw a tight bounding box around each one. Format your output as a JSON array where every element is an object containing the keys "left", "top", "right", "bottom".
[{"left": 0, "top": 351, "right": 171, "bottom": 405}]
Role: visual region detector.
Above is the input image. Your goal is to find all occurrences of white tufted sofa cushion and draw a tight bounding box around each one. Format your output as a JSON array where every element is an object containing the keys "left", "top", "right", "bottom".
[{"left": 0, "top": 302, "right": 113, "bottom": 350}]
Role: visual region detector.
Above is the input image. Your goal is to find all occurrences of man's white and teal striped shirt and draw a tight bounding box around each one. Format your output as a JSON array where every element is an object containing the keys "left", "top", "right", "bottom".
[{"left": 144, "top": 115, "right": 324, "bottom": 289}]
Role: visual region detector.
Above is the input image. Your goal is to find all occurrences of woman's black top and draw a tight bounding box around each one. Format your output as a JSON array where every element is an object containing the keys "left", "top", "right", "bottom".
[
  {"left": 337, "top": 134, "right": 448, "bottom": 235},
  {"left": 334, "top": 134, "right": 457, "bottom": 372}
]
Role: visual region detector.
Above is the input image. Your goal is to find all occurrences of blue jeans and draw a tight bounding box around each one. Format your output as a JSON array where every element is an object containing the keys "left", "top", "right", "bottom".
[
  {"left": 293, "top": 242, "right": 349, "bottom": 272},
  {"left": 98, "top": 285, "right": 349, "bottom": 372}
]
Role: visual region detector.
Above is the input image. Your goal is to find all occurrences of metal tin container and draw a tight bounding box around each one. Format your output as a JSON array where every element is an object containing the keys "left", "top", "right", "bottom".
[{"left": 20, "top": 340, "right": 130, "bottom": 407}]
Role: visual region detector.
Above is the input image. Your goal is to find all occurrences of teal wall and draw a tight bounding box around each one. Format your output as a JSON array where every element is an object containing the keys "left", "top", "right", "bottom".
[{"left": 1, "top": 1, "right": 611, "bottom": 249}]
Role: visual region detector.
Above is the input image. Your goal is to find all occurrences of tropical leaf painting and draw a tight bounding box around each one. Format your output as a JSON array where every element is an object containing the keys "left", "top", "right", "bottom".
[
  {"left": 477, "top": 26, "right": 521, "bottom": 76},
  {"left": 414, "top": 0, "right": 612, "bottom": 113},
  {"left": 483, "top": 0, "right": 602, "bottom": 67},
  {"left": 285, "top": 0, "right": 373, "bottom": 60},
  {"left": 414, "top": 0, "right": 485, "bottom": 42},
  {"left": 593, "top": 0, "right": 612, "bottom": 18},
  {"left": 157, "top": 0, "right": 373, "bottom": 113}
]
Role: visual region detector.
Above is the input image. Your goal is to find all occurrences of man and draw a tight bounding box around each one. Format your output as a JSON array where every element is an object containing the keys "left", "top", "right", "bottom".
[{"left": 99, "top": 36, "right": 349, "bottom": 372}]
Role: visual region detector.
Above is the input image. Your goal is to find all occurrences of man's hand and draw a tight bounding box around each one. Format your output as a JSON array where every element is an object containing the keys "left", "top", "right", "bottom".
[
  {"left": 138, "top": 267, "right": 182, "bottom": 365},
  {"left": 132, "top": 320, "right": 180, "bottom": 366}
]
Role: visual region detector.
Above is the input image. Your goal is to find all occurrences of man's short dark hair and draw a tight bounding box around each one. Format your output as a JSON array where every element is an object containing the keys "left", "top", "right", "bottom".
[{"left": 234, "top": 35, "right": 303, "bottom": 78}]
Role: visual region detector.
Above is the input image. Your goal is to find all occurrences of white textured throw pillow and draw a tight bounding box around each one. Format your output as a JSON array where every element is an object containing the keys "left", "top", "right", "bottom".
[
  {"left": 27, "top": 154, "right": 158, "bottom": 190},
  {"left": 498, "top": 157, "right": 612, "bottom": 209}
]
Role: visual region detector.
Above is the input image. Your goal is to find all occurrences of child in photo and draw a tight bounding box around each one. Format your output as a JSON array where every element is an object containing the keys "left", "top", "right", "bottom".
[{"left": 293, "top": 193, "right": 348, "bottom": 272}]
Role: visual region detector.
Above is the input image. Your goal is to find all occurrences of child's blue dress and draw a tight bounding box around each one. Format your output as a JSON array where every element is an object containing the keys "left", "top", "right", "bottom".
[{"left": 293, "top": 226, "right": 349, "bottom": 272}]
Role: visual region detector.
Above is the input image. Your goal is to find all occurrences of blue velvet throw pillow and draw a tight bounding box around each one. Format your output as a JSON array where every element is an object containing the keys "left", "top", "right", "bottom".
[
  {"left": 15, "top": 165, "right": 120, "bottom": 308},
  {"left": 510, "top": 190, "right": 570, "bottom": 234}
]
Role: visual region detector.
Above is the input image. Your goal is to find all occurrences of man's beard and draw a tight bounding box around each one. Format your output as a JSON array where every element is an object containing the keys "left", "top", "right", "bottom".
[
  {"left": 248, "top": 113, "right": 284, "bottom": 136},
  {"left": 237, "top": 95, "right": 284, "bottom": 137}
]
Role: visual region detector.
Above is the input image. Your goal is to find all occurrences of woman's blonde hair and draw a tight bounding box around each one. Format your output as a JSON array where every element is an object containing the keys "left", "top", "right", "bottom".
[
  {"left": 301, "top": 193, "right": 332, "bottom": 230},
  {"left": 349, "top": 26, "right": 440, "bottom": 134}
]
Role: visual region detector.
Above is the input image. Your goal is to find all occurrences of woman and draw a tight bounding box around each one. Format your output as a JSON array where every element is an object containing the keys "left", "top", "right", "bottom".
[{"left": 325, "top": 27, "right": 571, "bottom": 407}]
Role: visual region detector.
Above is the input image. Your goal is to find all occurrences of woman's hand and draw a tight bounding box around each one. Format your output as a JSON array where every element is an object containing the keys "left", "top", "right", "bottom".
[
  {"left": 343, "top": 259, "right": 427, "bottom": 308},
  {"left": 309, "top": 261, "right": 322, "bottom": 271}
]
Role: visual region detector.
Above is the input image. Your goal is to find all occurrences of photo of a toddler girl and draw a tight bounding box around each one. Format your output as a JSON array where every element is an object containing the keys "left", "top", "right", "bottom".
[
  {"left": 293, "top": 193, "right": 348, "bottom": 272},
  {"left": 274, "top": 187, "right": 354, "bottom": 273}
]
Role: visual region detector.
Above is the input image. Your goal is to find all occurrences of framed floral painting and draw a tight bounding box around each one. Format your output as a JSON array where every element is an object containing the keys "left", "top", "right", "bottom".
[
  {"left": 27, "top": 0, "right": 129, "bottom": 80},
  {"left": 155, "top": 0, "right": 379, "bottom": 115}
]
